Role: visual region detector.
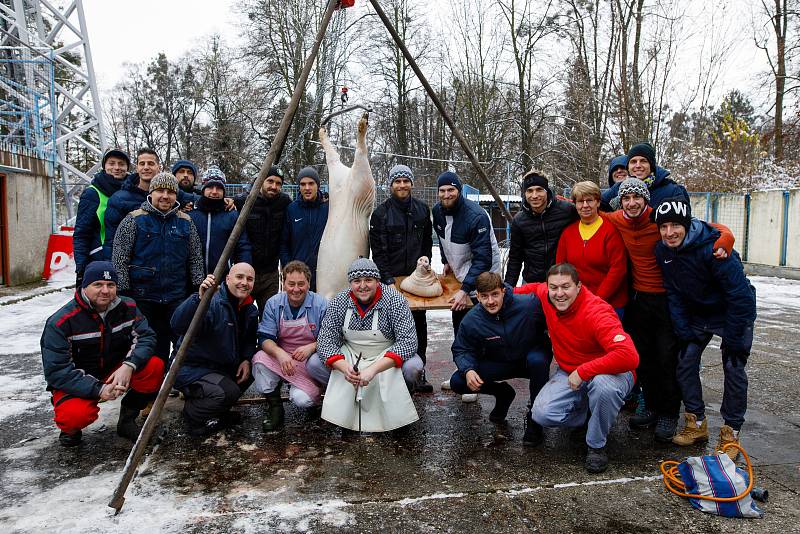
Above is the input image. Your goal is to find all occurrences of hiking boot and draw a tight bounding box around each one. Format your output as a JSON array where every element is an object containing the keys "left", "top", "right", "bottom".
[
  {"left": 116, "top": 405, "right": 142, "bottom": 442},
  {"left": 59, "top": 430, "right": 82, "bottom": 447},
  {"left": 629, "top": 409, "right": 657, "bottom": 429},
  {"left": 672, "top": 413, "right": 709, "bottom": 446},
  {"left": 488, "top": 382, "right": 516, "bottom": 423},
  {"left": 523, "top": 412, "right": 544, "bottom": 447},
  {"left": 715, "top": 425, "right": 741, "bottom": 461},
  {"left": 654, "top": 415, "right": 678, "bottom": 443},
  {"left": 262, "top": 390, "right": 285, "bottom": 431},
  {"left": 585, "top": 446, "right": 609, "bottom": 474},
  {"left": 461, "top": 393, "right": 478, "bottom": 403},
  {"left": 415, "top": 373, "right": 434, "bottom": 394}
]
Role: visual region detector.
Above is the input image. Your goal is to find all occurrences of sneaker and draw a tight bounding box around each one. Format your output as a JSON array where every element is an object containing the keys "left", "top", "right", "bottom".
[
  {"left": 715, "top": 425, "right": 741, "bottom": 461},
  {"left": 488, "top": 382, "right": 516, "bottom": 423},
  {"left": 441, "top": 379, "right": 452, "bottom": 391},
  {"left": 629, "top": 409, "right": 657, "bottom": 429},
  {"left": 654, "top": 416, "right": 678, "bottom": 443},
  {"left": 58, "top": 430, "right": 82, "bottom": 447},
  {"left": 415, "top": 373, "right": 434, "bottom": 394},
  {"left": 672, "top": 412, "right": 709, "bottom": 446},
  {"left": 461, "top": 393, "right": 478, "bottom": 403},
  {"left": 585, "top": 446, "right": 609, "bottom": 473}
]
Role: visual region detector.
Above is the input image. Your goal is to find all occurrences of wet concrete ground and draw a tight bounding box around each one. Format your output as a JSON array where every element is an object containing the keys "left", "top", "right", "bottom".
[{"left": 1, "top": 278, "right": 799, "bottom": 532}]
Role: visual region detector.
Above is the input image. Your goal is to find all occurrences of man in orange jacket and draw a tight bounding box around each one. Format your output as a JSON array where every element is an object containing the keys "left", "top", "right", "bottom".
[
  {"left": 604, "top": 178, "right": 734, "bottom": 442},
  {"left": 515, "top": 263, "right": 639, "bottom": 473}
]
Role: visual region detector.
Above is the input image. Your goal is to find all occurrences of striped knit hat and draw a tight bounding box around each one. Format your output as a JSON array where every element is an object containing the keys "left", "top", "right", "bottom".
[
  {"left": 347, "top": 257, "right": 381, "bottom": 282},
  {"left": 389, "top": 164, "right": 414, "bottom": 185},
  {"left": 618, "top": 177, "right": 650, "bottom": 203},
  {"left": 201, "top": 164, "right": 227, "bottom": 192},
  {"left": 148, "top": 172, "right": 179, "bottom": 194}
]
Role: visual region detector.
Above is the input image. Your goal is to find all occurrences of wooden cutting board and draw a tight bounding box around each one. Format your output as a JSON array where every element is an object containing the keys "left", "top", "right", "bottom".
[{"left": 394, "top": 273, "right": 472, "bottom": 311}]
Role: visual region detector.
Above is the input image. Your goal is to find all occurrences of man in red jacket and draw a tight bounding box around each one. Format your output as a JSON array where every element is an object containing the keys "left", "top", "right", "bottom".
[{"left": 515, "top": 263, "right": 639, "bottom": 473}]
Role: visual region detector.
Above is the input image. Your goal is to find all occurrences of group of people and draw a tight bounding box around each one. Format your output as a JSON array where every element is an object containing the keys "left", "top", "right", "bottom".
[{"left": 41, "top": 141, "right": 757, "bottom": 475}]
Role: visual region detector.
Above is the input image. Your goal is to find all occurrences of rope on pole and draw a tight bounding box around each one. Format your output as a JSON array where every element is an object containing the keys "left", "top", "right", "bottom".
[
  {"left": 367, "top": 0, "right": 513, "bottom": 224},
  {"left": 106, "top": 0, "right": 342, "bottom": 514}
]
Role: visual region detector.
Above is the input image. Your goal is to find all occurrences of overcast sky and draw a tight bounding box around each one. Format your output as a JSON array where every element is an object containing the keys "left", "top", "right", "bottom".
[
  {"left": 82, "top": 0, "right": 772, "bottom": 111},
  {"left": 83, "top": 0, "right": 239, "bottom": 92}
]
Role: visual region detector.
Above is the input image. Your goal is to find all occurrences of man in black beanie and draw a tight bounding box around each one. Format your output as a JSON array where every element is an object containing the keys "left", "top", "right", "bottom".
[
  {"left": 41, "top": 261, "right": 163, "bottom": 446},
  {"left": 280, "top": 166, "right": 329, "bottom": 291},
  {"left": 505, "top": 170, "right": 577, "bottom": 285},
  {"left": 235, "top": 166, "right": 292, "bottom": 313}
]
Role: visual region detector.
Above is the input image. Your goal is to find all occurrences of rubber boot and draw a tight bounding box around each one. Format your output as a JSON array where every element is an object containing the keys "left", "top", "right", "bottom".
[
  {"left": 262, "top": 389, "right": 285, "bottom": 431},
  {"left": 523, "top": 408, "right": 543, "bottom": 447},
  {"left": 117, "top": 405, "right": 142, "bottom": 441}
]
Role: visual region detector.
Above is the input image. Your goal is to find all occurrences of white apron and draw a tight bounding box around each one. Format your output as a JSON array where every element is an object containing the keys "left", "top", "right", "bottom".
[{"left": 321, "top": 308, "right": 419, "bottom": 432}]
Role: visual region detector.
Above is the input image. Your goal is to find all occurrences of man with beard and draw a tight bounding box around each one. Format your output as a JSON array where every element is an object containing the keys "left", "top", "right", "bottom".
[
  {"left": 234, "top": 166, "right": 292, "bottom": 312},
  {"left": 112, "top": 172, "right": 205, "bottom": 360},
  {"left": 73, "top": 148, "right": 131, "bottom": 284},
  {"left": 369, "top": 164, "right": 434, "bottom": 393},
  {"left": 172, "top": 159, "right": 200, "bottom": 207},
  {"left": 189, "top": 165, "right": 252, "bottom": 275}
]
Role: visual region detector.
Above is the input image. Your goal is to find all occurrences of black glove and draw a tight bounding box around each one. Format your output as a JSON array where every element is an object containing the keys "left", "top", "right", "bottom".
[{"left": 75, "top": 271, "right": 83, "bottom": 288}]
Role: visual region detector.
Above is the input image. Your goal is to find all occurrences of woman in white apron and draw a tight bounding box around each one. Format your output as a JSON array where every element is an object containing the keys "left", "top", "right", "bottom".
[{"left": 318, "top": 258, "right": 419, "bottom": 432}]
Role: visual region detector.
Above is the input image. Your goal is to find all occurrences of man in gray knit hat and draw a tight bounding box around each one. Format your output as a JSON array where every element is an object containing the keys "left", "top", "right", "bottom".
[
  {"left": 369, "top": 164, "right": 434, "bottom": 393},
  {"left": 310, "top": 258, "right": 424, "bottom": 408},
  {"left": 112, "top": 172, "right": 205, "bottom": 359}
]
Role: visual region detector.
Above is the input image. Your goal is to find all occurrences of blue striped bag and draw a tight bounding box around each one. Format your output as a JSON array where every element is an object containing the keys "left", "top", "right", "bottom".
[{"left": 676, "top": 452, "right": 764, "bottom": 518}]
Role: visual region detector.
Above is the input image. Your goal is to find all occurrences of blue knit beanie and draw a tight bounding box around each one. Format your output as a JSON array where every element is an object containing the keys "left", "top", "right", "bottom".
[
  {"left": 171, "top": 159, "right": 198, "bottom": 179},
  {"left": 82, "top": 261, "right": 118, "bottom": 288},
  {"left": 437, "top": 171, "right": 462, "bottom": 192}
]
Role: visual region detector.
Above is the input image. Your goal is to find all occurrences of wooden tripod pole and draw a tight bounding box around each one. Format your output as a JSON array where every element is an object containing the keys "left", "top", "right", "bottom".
[
  {"left": 368, "top": 0, "right": 513, "bottom": 223},
  {"left": 107, "top": 0, "right": 341, "bottom": 513}
]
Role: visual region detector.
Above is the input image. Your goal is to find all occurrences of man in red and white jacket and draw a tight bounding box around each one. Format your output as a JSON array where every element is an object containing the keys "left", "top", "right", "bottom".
[{"left": 515, "top": 262, "right": 639, "bottom": 474}]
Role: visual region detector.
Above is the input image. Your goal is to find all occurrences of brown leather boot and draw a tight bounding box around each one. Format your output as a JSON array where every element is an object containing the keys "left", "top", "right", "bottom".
[
  {"left": 672, "top": 412, "right": 709, "bottom": 446},
  {"left": 715, "top": 425, "right": 741, "bottom": 461}
]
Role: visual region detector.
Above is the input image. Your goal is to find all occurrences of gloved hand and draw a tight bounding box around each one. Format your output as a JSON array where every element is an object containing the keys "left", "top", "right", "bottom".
[
  {"left": 722, "top": 349, "right": 749, "bottom": 367},
  {"left": 75, "top": 271, "right": 83, "bottom": 288}
]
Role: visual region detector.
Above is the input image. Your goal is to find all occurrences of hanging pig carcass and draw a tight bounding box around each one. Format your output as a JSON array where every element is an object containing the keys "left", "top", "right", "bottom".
[{"left": 315, "top": 114, "right": 376, "bottom": 298}]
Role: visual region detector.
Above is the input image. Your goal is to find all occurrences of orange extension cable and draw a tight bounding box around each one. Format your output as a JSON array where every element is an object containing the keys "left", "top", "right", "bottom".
[{"left": 660, "top": 443, "right": 755, "bottom": 502}]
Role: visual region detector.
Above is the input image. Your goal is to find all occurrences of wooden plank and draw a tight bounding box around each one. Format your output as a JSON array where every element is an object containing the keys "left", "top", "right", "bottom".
[{"left": 394, "top": 273, "right": 472, "bottom": 311}]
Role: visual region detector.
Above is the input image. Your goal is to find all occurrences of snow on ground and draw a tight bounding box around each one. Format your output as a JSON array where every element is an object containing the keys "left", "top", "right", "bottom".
[
  {"left": 0, "top": 287, "right": 74, "bottom": 354},
  {"left": 0, "top": 373, "right": 47, "bottom": 422},
  {"left": 749, "top": 276, "right": 800, "bottom": 312}
]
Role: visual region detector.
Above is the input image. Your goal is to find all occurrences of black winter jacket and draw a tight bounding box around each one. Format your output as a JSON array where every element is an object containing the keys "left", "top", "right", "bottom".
[
  {"left": 369, "top": 196, "right": 433, "bottom": 285},
  {"left": 504, "top": 187, "right": 578, "bottom": 285},
  {"left": 73, "top": 171, "right": 127, "bottom": 275},
  {"left": 41, "top": 290, "right": 157, "bottom": 398},
  {"left": 233, "top": 191, "right": 291, "bottom": 271}
]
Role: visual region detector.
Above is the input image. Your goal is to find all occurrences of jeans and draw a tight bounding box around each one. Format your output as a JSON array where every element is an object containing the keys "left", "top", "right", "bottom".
[{"left": 449, "top": 349, "right": 551, "bottom": 402}]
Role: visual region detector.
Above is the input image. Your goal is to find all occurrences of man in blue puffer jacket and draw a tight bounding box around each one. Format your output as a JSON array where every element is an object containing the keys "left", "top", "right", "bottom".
[
  {"left": 603, "top": 142, "right": 689, "bottom": 212},
  {"left": 172, "top": 263, "right": 259, "bottom": 437},
  {"left": 112, "top": 172, "right": 205, "bottom": 360},
  {"left": 432, "top": 171, "right": 501, "bottom": 334},
  {"left": 450, "top": 271, "right": 549, "bottom": 445},
  {"left": 189, "top": 165, "right": 252, "bottom": 274},
  {"left": 103, "top": 148, "right": 195, "bottom": 259},
  {"left": 280, "top": 166, "right": 329, "bottom": 291},
  {"left": 73, "top": 148, "right": 131, "bottom": 283},
  {"left": 654, "top": 197, "right": 756, "bottom": 460}
]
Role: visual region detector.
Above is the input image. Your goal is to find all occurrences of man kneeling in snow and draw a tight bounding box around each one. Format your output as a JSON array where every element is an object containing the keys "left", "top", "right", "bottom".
[
  {"left": 171, "top": 263, "right": 259, "bottom": 437},
  {"left": 41, "top": 261, "right": 164, "bottom": 447}
]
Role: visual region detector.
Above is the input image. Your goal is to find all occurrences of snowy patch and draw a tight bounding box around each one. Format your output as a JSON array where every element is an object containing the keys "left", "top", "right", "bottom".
[
  {"left": 750, "top": 276, "right": 800, "bottom": 311},
  {"left": 0, "top": 288, "right": 73, "bottom": 354},
  {"left": 0, "top": 373, "right": 48, "bottom": 422}
]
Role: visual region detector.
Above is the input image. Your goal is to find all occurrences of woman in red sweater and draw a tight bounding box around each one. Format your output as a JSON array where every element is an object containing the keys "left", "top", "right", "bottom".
[{"left": 556, "top": 181, "right": 628, "bottom": 315}]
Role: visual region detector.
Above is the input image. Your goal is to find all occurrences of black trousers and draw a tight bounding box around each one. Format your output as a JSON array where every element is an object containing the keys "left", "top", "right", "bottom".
[
  {"left": 412, "top": 310, "right": 428, "bottom": 364},
  {"left": 181, "top": 372, "right": 244, "bottom": 424},
  {"left": 623, "top": 291, "right": 682, "bottom": 418},
  {"left": 136, "top": 299, "right": 182, "bottom": 360}
]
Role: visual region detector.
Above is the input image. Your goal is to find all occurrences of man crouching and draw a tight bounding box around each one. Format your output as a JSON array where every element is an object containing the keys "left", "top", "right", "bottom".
[
  {"left": 41, "top": 261, "right": 164, "bottom": 447},
  {"left": 171, "top": 263, "right": 259, "bottom": 437}
]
